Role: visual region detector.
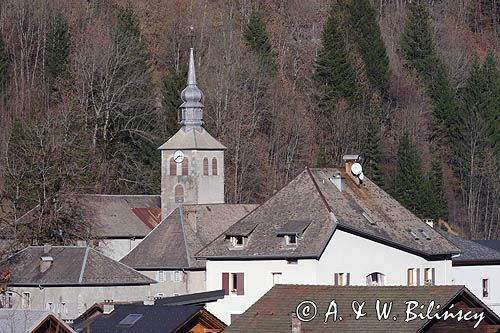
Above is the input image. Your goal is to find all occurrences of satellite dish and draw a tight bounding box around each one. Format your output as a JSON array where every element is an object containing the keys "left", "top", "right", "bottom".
[{"left": 351, "top": 162, "right": 363, "bottom": 176}]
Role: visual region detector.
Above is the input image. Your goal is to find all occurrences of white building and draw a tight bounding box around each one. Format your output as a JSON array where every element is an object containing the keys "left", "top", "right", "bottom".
[
  {"left": 437, "top": 231, "right": 500, "bottom": 315},
  {"left": 196, "top": 161, "right": 461, "bottom": 324},
  {"left": 0, "top": 245, "right": 155, "bottom": 321}
]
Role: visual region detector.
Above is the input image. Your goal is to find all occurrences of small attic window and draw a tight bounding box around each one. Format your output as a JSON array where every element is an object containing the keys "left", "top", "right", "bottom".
[
  {"left": 362, "top": 212, "right": 376, "bottom": 225},
  {"left": 285, "top": 234, "right": 298, "bottom": 246},
  {"left": 230, "top": 236, "right": 245, "bottom": 247},
  {"left": 420, "top": 229, "right": 431, "bottom": 240},
  {"left": 408, "top": 229, "right": 420, "bottom": 241}
]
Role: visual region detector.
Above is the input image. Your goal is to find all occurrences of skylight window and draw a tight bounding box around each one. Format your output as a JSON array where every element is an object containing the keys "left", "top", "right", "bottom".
[
  {"left": 420, "top": 229, "right": 431, "bottom": 240},
  {"left": 118, "top": 314, "right": 143, "bottom": 327},
  {"left": 408, "top": 230, "right": 420, "bottom": 241},
  {"left": 362, "top": 212, "right": 376, "bottom": 225}
]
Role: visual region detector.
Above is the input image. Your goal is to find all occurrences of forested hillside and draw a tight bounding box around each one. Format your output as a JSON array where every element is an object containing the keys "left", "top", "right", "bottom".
[{"left": 0, "top": 0, "right": 498, "bottom": 245}]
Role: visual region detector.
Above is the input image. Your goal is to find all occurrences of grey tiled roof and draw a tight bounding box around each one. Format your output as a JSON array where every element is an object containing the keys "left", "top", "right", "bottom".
[
  {"left": 158, "top": 127, "right": 226, "bottom": 150},
  {"left": 120, "top": 204, "right": 257, "bottom": 269},
  {"left": 77, "top": 195, "right": 160, "bottom": 238},
  {"left": 0, "top": 246, "right": 155, "bottom": 286},
  {"left": 436, "top": 230, "right": 500, "bottom": 263},
  {"left": 473, "top": 240, "right": 500, "bottom": 253},
  {"left": 197, "top": 168, "right": 459, "bottom": 259},
  {"left": 225, "top": 285, "right": 500, "bottom": 332}
]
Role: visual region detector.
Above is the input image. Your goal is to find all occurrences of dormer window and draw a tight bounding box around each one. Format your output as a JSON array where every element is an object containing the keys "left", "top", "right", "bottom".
[
  {"left": 285, "top": 234, "right": 298, "bottom": 246},
  {"left": 231, "top": 236, "right": 245, "bottom": 247}
]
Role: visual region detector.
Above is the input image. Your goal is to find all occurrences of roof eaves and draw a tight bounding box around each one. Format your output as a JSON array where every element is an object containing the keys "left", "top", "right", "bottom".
[{"left": 337, "top": 224, "right": 459, "bottom": 259}]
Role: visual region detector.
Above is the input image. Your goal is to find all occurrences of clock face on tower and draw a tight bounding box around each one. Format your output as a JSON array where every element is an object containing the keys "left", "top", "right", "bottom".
[{"left": 173, "top": 150, "right": 185, "bottom": 164}]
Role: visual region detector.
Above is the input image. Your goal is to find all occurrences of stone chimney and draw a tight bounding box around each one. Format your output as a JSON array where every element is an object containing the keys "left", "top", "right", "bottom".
[
  {"left": 103, "top": 303, "right": 115, "bottom": 314},
  {"left": 39, "top": 256, "right": 53, "bottom": 273},
  {"left": 424, "top": 219, "right": 434, "bottom": 228},
  {"left": 291, "top": 313, "right": 301, "bottom": 333},
  {"left": 43, "top": 244, "right": 52, "bottom": 254}
]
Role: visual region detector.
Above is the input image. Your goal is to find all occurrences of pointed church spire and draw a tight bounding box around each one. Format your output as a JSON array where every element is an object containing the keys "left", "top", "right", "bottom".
[{"left": 180, "top": 48, "right": 204, "bottom": 129}]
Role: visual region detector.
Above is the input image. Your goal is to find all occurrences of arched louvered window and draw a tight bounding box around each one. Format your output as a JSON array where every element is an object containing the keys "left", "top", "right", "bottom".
[
  {"left": 174, "top": 184, "right": 184, "bottom": 203},
  {"left": 182, "top": 158, "right": 189, "bottom": 176},
  {"left": 212, "top": 157, "right": 218, "bottom": 176},
  {"left": 169, "top": 158, "right": 177, "bottom": 176},
  {"left": 203, "top": 157, "right": 209, "bottom": 176}
]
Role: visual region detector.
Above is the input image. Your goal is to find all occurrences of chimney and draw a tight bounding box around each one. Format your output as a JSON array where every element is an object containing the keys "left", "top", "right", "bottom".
[
  {"left": 43, "top": 244, "right": 52, "bottom": 254},
  {"left": 342, "top": 154, "right": 362, "bottom": 186},
  {"left": 291, "top": 313, "right": 301, "bottom": 333},
  {"left": 39, "top": 256, "right": 53, "bottom": 273},
  {"left": 330, "top": 171, "right": 346, "bottom": 192},
  {"left": 103, "top": 303, "right": 115, "bottom": 314},
  {"left": 424, "top": 219, "right": 434, "bottom": 228}
]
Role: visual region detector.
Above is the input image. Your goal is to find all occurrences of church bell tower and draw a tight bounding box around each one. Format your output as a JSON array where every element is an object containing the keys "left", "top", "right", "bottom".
[{"left": 159, "top": 49, "right": 226, "bottom": 218}]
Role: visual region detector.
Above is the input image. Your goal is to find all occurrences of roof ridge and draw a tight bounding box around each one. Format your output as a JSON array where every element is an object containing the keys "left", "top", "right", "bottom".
[
  {"left": 78, "top": 247, "right": 90, "bottom": 283},
  {"left": 306, "top": 167, "right": 334, "bottom": 214},
  {"left": 179, "top": 206, "right": 192, "bottom": 267},
  {"left": 88, "top": 247, "right": 155, "bottom": 283}
]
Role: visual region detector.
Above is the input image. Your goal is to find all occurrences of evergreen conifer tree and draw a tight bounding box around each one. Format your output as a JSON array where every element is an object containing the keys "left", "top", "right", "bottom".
[
  {"left": 162, "top": 69, "right": 185, "bottom": 137},
  {"left": 391, "top": 133, "right": 428, "bottom": 218},
  {"left": 362, "top": 118, "right": 384, "bottom": 186},
  {"left": 347, "top": 0, "right": 389, "bottom": 96},
  {"left": 45, "top": 15, "right": 71, "bottom": 90},
  {"left": 427, "top": 155, "right": 448, "bottom": 221},
  {"left": 316, "top": 145, "right": 329, "bottom": 168},
  {"left": 243, "top": 11, "right": 276, "bottom": 73},
  {"left": 401, "top": 0, "right": 455, "bottom": 126},
  {"left": 315, "top": 3, "right": 357, "bottom": 104}
]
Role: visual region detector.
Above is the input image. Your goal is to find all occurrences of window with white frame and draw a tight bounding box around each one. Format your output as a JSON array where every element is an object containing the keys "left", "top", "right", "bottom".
[
  {"left": 4, "top": 292, "right": 13, "bottom": 308},
  {"left": 483, "top": 279, "right": 489, "bottom": 298},
  {"left": 230, "top": 236, "right": 244, "bottom": 247},
  {"left": 60, "top": 302, "right": 67, "bottom": 315},
  {"left": 424, "top": 268, "right": 435, "bottom": 286},
  {"left": 272, "top": 272, "right": 282, "bottom": 286},
  {"left": 22, "top": 292, "right": 31, "bottom": 309},
  {"left": 46, "top": 302, "right": 54, "bottom": 312},
  {"left": 157, "top": 270, "right": 166, "bottom": 282},
  {"left": 334, "top": 272, "right": 350, "bottom": 286},
  {"left": 171, "top": 270, "right": 182, "bottom": 282},
  {"left": 285, "top": 234, "right": 298, "bottom": 246},
  {"left": 407, "top": 268, "right": 418, "bottom": 286},
  {"left": 366, "top": 272, "right": 385, "bottom": 286}
]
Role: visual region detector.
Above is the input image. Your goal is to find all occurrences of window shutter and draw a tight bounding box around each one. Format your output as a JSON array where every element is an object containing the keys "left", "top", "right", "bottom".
[
  {"left": 407, "top": 269, "right": 411, "bottom": 286},
  {"left": 174, "top": 185, "right": 184, "bottom": 203},
  {"left": 346, "top": 273, "right": 350, "bottom": 286},
  {"left": 416, "top": 268, "right": 421, "bottom": 286},
  {"left": 237, "top": 273, "right": 245, "bottom": 295},
  {"left": 431, "top": 268, "right": 436, "bottom": 285},
  {"left": 334, "top": 273, "right": 339, "bottom": 286},
  {"left": 222, "top": 273, "right": 229, "bottom": 295}
]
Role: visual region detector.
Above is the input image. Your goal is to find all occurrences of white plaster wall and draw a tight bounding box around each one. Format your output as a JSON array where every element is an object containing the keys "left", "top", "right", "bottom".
[
  {"left": 8, "top": 284, "right": 151, "bottom": 321},
  {"left": 317, "top": 230, "right": 452, "bottom": 286},
  {"left": 452, "top": 265, "right": 500, "bottom": 315},
  {"left": 161, "top": 149, "right": 224, "bottom": 217},
  {"left": 139, "top": 270, "right": 205, "bottom": 297},
  {"left": 206, "top": 229, "right": 453, "bottom": 324},
  {"left": 96, "top": 238, "right": 143, "bottom": 261}
]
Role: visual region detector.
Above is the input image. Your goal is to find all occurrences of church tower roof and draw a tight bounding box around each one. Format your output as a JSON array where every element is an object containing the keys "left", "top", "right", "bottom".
[{"left": 158, "top": 49, "right": 225, "bottom": 151}]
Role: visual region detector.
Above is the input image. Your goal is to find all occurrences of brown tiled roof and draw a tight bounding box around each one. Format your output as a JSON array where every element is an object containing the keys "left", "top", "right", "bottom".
[
  {"left": 225, "top": 285, "right": 500, "bottom": 332},
  {"left": 196, "top": 168, "right": 459, "bottom": 259},
  {"left": 120, "top": 204, "right": 257, "bottom": 270},
  {"left": 77, "top": 195, "right": 160, "bottom": 238},
  {"left": 132, "top": 208, "right": 162, "bottom": 229},
  {"left": 0, "top": 246, "right": 155, "bottom": 286}
]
